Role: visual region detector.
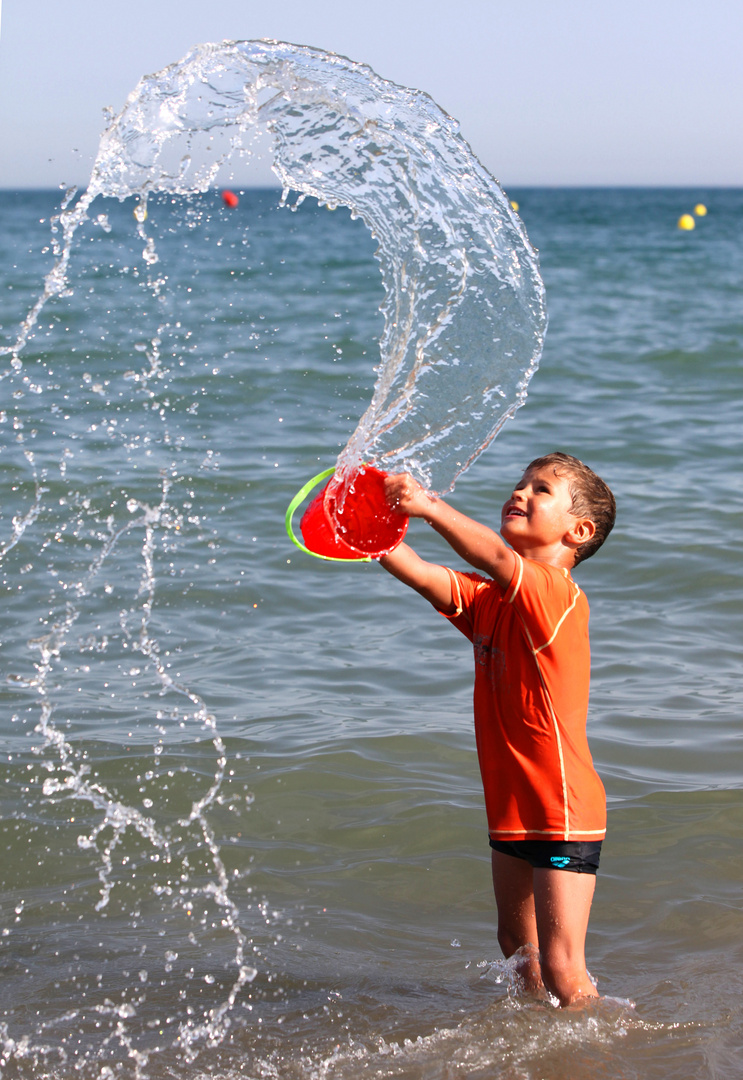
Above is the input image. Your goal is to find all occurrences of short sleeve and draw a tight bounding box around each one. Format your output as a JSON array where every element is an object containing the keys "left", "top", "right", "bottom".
[{"left": 436, "top": 568, "right": 492, "bottom": 643}]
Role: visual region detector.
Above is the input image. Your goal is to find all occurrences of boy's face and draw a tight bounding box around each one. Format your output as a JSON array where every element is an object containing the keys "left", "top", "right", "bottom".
[{"left": 500, "top": 466, "right": 583, "bottom": 557}]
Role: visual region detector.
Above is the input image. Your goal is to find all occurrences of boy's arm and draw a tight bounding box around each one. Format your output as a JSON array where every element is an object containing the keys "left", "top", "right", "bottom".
[
  {"left": 378, "top": 542, "right": 456, "bottom": 614},
  {"left": 384, "top": 473, "right": 516, "bottom": 590}
]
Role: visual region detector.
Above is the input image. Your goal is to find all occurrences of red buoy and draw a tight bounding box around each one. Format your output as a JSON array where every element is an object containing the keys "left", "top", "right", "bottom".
[
  {"left": 300, "top": 466, "right": 408, "bottom": 560},
  {"left": 222, "top": 190, "right": 239, "bottom": 208}
]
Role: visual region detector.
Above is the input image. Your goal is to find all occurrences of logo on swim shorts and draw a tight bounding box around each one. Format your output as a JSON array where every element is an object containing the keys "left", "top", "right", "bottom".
[{"left": 550, "top": 856, "right": 571, "bottom": 868}]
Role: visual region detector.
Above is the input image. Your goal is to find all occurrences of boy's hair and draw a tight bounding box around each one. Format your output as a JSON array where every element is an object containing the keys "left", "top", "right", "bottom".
[{"left": 526, "top": 452, "right": 616, "bottom": 565}]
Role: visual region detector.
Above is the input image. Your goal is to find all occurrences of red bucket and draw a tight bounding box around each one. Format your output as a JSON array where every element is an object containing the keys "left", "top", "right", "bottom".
[
  {"left": 300, "top": 466, "right": 408, "bottom": 560},
  {"left": 299, "top": 487, "right": 360, "bottom": 560}
]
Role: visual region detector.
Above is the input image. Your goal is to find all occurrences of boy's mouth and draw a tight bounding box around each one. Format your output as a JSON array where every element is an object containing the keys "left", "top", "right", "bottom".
[{"left": 504, "top": 506, "right": 526, "bottom": 518}]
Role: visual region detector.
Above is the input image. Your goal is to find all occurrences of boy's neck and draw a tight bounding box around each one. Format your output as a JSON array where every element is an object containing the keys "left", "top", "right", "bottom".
[{"left": 510, "top": 540, "right": 577, "bottom": 573}]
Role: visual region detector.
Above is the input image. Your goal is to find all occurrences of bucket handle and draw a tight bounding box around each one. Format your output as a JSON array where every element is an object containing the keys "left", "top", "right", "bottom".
[{"left": 285, "top": 467, "right": 372, "bottom": 563}]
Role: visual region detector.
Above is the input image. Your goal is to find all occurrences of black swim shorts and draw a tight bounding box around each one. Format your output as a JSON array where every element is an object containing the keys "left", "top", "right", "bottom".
[{"left": 488, "top": 837, "right": 602, "bottom": 875}]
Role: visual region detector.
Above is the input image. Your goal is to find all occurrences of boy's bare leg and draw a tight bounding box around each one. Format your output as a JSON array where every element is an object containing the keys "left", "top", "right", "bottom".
[
  {"left": 491, "top": 852, "right": 599, "bottom": 1005},
  {"left": 532, "top": 867, "right": 599, "bottom": 1006},
  {"left": 490, "top": 850, "right": 543, "bottom": 993}
]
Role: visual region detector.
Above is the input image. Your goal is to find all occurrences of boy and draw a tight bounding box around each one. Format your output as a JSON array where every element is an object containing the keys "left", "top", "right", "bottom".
[{"left": 379, "top": 452, "right": 616, "bottom": 1006}]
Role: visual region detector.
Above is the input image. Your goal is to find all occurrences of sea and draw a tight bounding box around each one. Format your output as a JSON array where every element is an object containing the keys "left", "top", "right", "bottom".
[{"left": 1, "top": 60, "right": 743, "bottom": 1080}]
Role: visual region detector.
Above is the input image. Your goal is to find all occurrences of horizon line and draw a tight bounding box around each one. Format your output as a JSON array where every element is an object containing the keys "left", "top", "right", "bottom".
[{"left": 1, "top": 183, "right": 741, "bottom": 194}]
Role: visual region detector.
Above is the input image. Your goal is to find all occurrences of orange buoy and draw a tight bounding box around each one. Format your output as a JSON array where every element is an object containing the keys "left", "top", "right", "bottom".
[
  {"left": 297, "top": 466, "right": 408, "bottom": 560},
  {"left": 222, "top": 190, "right": 239, "bottom": 208}
]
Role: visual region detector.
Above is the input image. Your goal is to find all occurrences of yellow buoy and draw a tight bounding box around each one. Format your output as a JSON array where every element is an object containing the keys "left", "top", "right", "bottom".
[
  {"left": 694, "top": 203, "right": 707, "bottom": 217},
  {"left": 678, "top": 214, "right": 695, "bottom": 231},
  {"left": 510, "top": 200, "right": 519, "bottom": 212}
]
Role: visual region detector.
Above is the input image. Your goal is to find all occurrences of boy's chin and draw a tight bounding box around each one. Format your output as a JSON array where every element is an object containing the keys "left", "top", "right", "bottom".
[{"left": 500, "top": 522, "right": 522, "bottom": 544}]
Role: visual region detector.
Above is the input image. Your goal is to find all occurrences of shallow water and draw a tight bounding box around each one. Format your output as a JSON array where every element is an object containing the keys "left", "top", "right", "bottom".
[{"left": 1, "top": 185, "right": 742, "bottom": 1078}]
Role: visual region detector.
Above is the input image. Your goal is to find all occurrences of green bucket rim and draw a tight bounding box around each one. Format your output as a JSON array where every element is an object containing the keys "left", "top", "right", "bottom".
[{"left": 285, "top": 467, "right": 372, "bottom": 563}]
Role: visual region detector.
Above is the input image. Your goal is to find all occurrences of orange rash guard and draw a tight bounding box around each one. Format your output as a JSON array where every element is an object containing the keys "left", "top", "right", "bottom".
[{"left": 442, "top": 553, "right": 606, "bottom": 843}]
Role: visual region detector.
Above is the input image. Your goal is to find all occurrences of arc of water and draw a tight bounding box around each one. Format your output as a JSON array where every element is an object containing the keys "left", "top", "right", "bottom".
[
  {"left": 0, "top": 39, "right": 547, "bottom": 1063},
  {"left": 4, "top": 39, "right": 546, "bottom": 494}
]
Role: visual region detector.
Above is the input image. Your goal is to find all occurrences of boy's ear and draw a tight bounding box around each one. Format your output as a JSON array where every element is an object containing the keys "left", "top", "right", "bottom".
[{"left": 565, "top": 517, "right": 595, "bottom": 551}]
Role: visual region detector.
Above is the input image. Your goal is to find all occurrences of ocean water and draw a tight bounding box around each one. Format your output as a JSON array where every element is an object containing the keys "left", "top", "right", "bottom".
[{"left": 1, "top": 143, "right": 743, "bottom": 1080}]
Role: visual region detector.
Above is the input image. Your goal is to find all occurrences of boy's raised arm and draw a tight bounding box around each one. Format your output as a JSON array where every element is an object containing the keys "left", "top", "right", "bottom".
[
  {"left": 383, "top": 473, "right": 516, "bottom": 590},
  {"left": 378, "top": 542, "right": 455, "bottom": 614}
]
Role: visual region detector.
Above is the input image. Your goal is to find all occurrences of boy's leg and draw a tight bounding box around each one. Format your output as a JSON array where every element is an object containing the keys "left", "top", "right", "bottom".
[
  {"left": 490, "top": 849, "right": 542, "bottom": 993},
  {"left": 532, "top": 867, "right": 598, "bottom": 1006}
]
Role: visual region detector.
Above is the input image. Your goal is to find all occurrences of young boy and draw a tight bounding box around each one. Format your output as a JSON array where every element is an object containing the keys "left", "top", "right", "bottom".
[{"left": 379, "top": 452, "right": 616, "bottom": 1007}]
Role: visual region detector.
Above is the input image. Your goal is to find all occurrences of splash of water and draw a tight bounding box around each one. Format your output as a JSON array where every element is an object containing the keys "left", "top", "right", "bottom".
[
  {"left": 5, "top": 37, "right": 546, "bottom": 494},
  {"left": 0, "top": 39, "right": 546, "bottom": 1075}
]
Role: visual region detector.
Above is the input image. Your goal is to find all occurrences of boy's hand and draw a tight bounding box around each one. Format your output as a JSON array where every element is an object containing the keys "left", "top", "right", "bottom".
[{"left": 384, "top": 473, "right": 436, "bottom": 518}]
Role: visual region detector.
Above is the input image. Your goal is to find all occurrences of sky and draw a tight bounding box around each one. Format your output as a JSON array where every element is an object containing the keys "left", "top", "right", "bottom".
[{"left": 0, "top": 0, "right": 741, "bottom": 189}]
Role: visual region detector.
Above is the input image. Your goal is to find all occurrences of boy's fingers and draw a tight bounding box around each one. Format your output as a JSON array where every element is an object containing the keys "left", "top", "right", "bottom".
[
  {"left": 384, "top": 473, "right": 430, "bottom": 517},
  {"left": 384, "top": 473, "right": 413, "bottom": 508}
]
